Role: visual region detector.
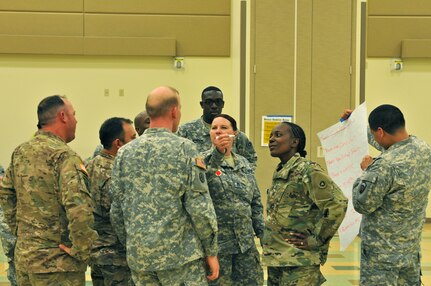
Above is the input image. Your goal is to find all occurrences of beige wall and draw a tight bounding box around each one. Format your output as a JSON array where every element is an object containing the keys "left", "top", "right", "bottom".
[
  {"left": 365, "top": 58, "right": 431, "bottom": 217},
  {"left": 250, "top": 0, "right": 355, "bottom": 204},
  {"left": 0, "top": 0, "right": 243, "bottom": 166},
  {"left": 0, "top": 55, "right": 235, "bottom": 164}
]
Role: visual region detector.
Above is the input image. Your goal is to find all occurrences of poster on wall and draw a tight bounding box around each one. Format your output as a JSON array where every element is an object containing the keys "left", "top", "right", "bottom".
[
  {"left": 261, "top": 115, "right": 293, "bottom": 146},
  {"left": 317, "top": 102, "right": 368, "bottom": 251}
]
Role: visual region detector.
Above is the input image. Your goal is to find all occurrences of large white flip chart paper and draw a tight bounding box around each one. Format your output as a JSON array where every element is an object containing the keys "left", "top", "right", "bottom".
[{"left": 317, "top": 103, "right": 368, "bottom": 251}]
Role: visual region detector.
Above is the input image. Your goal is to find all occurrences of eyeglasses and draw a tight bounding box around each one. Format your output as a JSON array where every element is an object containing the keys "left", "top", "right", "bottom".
[{"left": 203, "top": 99, "right": 224, "bottom": 106}]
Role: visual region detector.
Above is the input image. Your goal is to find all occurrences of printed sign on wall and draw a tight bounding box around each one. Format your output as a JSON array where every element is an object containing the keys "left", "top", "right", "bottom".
[{"left": 261, "top": 115, "right": 293, "bottom": 146}]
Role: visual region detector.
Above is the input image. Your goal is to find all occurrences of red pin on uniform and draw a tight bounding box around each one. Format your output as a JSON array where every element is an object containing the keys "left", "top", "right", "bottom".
[{"left": 215, "top": 169, "right": 222, "bottom": 177}]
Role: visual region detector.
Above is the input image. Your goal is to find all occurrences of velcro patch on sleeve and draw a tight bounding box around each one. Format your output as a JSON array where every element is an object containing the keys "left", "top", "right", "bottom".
[
  {"left": 195, "top": 157, "right": 207, "bottom": 170},
  {"left": 79, "top": 163, "right": 89, "bottom": 177}
]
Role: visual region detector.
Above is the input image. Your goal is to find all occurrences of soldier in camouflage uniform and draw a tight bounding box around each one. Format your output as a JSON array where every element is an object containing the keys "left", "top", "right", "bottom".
[
  {"left": 87, "top": 111, "right": 149, "bottom": 163},
  {"left": 0, "top": 165, "right": 17, "bottom": 286},
  {"left": 201, "top": 114, "right": 264, "bottom": 286},
  {"left": 263, "top": 122, "right": 348, "bottom": 286},
  {"left": 0, "top": 95, "right": 98, "bottom": 286},
  {"left": 345, "top": 105, "right": 431, "bottom": 286},
  {"left": 110, "top": 86, "right": 219, "bottom": 285},
  {"left": 177, "top": 86, "right": 257, "bottom": 169},
  {"left": 86, "top": 117, "right": 137, "bottom": 286}
]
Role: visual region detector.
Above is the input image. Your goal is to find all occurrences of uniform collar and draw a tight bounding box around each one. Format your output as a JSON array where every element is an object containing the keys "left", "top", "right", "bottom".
[
  {"left": 35, "top": 130, "right": 66, "bottom": 143},
  {"left": 199, "top": 117, "right": 212, "bottom": 131},
  {"left": 100, "top": 150, "right": 115, "bottom": 160},
  {"left": 274, "top": 153, "right": 302, "bottom": 178},
  {"left": 144, "top": 127, "right": 172, "bottom": 134},
  {"left": 386, "top": 135, "right": 414, "bottom": 152}
]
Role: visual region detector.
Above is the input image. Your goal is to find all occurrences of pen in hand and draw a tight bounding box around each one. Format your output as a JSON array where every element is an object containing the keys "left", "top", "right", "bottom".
[{"left": 216, "top": 135, "right": 235, "bottom": 140}]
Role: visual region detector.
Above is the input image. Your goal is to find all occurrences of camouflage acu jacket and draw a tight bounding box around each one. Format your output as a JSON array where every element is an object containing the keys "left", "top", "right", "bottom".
[
  {"left": 0, "top": 130, "right": 97, "bottom": 273},
  {"left": 353, "top": 135, "right": 431, "bottom": 261},
  {"left": 86, "top": 152, "right": 127, "bottom": 266},
  {"left": 263, "top": 154, "right": 347, "bottom": 267},
  {"left": 0, "top": 206, "right": 15, "bottom": 261},
  {"left": 110, "top": 128, "right": 218, "bottom": 272},
  {"left": 0, "top": 165, "right": 16, "bottom": 261},
  {"left": 202, "top": 148, "right": 264, "bottom": 254},
  {"left": 177, "top": 117, "right": 257, "bottom": 169}
]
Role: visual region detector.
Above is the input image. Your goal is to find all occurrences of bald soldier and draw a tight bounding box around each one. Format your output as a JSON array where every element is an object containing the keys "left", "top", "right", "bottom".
[
  {"left": 110, "top": 86, "right": 219, "bottom": 285},
  {"left": 134, "top": 111, "right": 150, "bottom": 136},
  {"left": 0, "top": 95, "right": 98, "bottom": 286}
]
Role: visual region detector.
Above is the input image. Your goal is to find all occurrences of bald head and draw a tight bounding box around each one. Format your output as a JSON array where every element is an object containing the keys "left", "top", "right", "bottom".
[
  {"left": 146, "top": 86, "right": 180, "bottom": 119},
  {"left": 134, "top": 111, "right": 150, "bottom": 135},
  {"left": 145, "top": 86, "right": 181, "bottom": 132}
]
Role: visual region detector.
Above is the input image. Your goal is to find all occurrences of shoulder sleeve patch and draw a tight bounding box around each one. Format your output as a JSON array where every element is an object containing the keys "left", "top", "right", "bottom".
[
  {"left": 195, "top": 157, "right": 206, "bottom": 170},
  {"left": 310, "top": 171, "right": 334, "bottom": 201},
  {"left": 199, "top": 172, "right": 206, "bottom": 183}
]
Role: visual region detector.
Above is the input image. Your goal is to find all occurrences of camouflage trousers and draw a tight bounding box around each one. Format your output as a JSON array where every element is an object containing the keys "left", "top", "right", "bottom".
[
  {"left": 209, "top": 244, "right": 263, "bottom": 286},
  {"left": 91, "top": 264, "right": 134, "bottom": 286},
  {"left": 360, "top": 247, "right": 422, "bottom": 286},
  {"left": 131, "top": 258, "right": 208, "bottom": 286},
  {"left": 16, "top": 270, "right": 85, "bottom": 286},
  {"left": 267, "top": 265, "right": 326, "bottom": 286}
]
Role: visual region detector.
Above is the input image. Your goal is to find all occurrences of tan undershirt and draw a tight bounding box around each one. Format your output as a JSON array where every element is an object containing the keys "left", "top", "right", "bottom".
[{"left": 224, "top": 154, "right": 235, "bottom": 168}]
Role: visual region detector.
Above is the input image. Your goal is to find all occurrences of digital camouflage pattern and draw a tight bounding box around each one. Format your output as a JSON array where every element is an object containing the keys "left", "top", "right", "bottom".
[
  {"left": 0, "top": 206, "right": 15, "bottom": 260},
  {"left": 177, "top": 117, "right": 257, "bottom": 169},
  {"left": 110, "top": 128, "right": 218, "bottom": 272},
  {"left": 0, "top": 130, "right": 98, "bottom": 274},
  {"left": 201, "top": 148, "right": 264, "bottom": 285},
  {"left": 131, "top": 258, "right": 208, "bottom": 286},
  {"left": 353, "top": 135, "right": 431, "bottom": 285},
  {"left": 0, "top": 202, "right": 17, "bottom": 286},
  {"left": 202, "top": 148, "right": 264, "bottom": 251},
  {"left": 91, "top": 264, "right": 133, "bottom": 286},
  {"left": 214, "top": 246, "right": 263, "bottom": 286},
  {"left": 85, "top": 152, "right": 132, "bottom": 285},
  {"left": 0, "top": 164, "right": 17, "bottom": 286},
  {"left": 263, "top": 153, "right": 347, "bottom": 269}
]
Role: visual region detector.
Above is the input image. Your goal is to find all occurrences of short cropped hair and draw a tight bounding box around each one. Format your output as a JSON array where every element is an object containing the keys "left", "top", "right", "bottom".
[
  {"left": 99, "top": 117, "right": 133, "bottom": 149},
  {"left": 201, "top": 86, "right": 223, "bottom": 99},
  {"left": 37, "top": 95, "right": 66, "bottom": 129},
  {"left": 369, "top": 104, "right": 405, "bottom": 135},
  {"left": 213, "top": 114, "right": 238, "bottom": 131}
]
